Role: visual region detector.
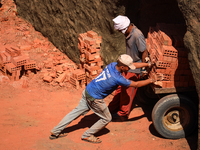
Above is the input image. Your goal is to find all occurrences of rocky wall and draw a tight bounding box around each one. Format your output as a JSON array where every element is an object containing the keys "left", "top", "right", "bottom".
[
  {"left": 15, "top": 0, "right": 128, "bottom": 65},
  {"left": 177, "top": 0, "right": 200, "bottom": 149}
]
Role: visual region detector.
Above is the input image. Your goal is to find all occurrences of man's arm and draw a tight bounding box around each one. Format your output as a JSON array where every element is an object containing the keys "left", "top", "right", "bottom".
[
  {"left": 133, "top": 62, "right": 151, "bottom": 69},
  {"left": 129, "top": 78, "right": 153, "bottom": 88},
  {"left": 129, "top": 73, "right": 163, "bottom": 88}
]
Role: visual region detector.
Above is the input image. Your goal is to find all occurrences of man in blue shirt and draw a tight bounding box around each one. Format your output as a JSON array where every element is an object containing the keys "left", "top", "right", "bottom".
[{"left": 49, "top": 54, "right": 157, "bottom": 143}]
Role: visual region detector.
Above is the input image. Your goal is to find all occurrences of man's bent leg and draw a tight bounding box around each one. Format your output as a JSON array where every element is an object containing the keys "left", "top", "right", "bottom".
[
  {"left": 51, "top": 89, "right": 90, "bottom": 136},
  {"left": 82, "top": 99, "right": 112, "bottom": 139}
]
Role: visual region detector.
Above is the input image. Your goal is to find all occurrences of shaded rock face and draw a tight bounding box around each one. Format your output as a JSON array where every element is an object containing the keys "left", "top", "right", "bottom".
[
  {"left": 177, "top": 0, "right": 200, "bottom": 148},
  {"left": 15, "top": 0, "right": 187, "bottom": 64},
  {"left": 15, "top": 0, "right": 127, "bottom": 65}
]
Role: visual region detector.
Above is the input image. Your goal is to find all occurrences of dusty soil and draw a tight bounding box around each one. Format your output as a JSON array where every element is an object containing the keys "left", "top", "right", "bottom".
[
  {"left": 0, "top": 0, "right": 197, "bottom": 150},
  {"left": 0, "top": 79, "right": 197, "bottom": 150}
]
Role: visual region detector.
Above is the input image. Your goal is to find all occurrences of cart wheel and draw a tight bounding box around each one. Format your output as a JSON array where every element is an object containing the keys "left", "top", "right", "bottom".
[
  {"left": 152, "top": 94, "right": 197, "bottom": 139},
  {"left": 136, "top": 85, "right": 160, "bottom": 105}
]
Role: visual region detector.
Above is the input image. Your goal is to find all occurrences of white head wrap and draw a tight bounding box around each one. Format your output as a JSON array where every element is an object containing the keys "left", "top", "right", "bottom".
[{"left": 113, "top": 15, "right": 130, "bottom": 34}]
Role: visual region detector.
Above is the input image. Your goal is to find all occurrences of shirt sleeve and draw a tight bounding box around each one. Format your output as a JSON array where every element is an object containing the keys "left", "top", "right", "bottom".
[
  {"left": 117, "top": 76, "right": 131, "bottom": 87},
  {"left": 136, "top": 35, "right": 147, "bottom": 53}
]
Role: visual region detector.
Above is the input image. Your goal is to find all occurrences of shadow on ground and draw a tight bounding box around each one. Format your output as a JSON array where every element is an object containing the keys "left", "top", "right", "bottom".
[{"left": 61, "top": 113, "right": 110, "bottom": 137}]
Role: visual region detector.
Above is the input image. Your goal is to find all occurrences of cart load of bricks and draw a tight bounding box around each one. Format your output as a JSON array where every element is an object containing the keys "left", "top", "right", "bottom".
[
  {"left": 0, "top": 46, "right": 37, "bottom": 81},
  {"left": 77, "top": 30, "right": 103, "bottom": 86},
  {"left": 147, "top": 23, "right": 195, "bottom": 88}
]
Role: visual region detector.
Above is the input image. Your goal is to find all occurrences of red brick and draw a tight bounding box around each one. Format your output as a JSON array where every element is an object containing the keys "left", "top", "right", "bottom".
[
  {"left": 12, "top": 55, "right": 30, "bottom": 67},
  {"left": 162, "top": 74, "right": 171, "bottom": 81},
  {"left": 79, "top": 33, "right": 87, "bottom": 41},
  {"left": 95, "top": 38, "right": 102, "bottom": 48},
  {"left": 87, "top": 30, "right": 98, "bottom": 39},
  {"left": 158, "top": 30, "right": 172, "bottom": 46},
  {"left": 20, "top": 45, "right": 32, "bottom": 51},
  {"left": 0, "top": 53, "right": 7, "bottom": 62},
  {"left": 80, "top": 79, "right": 86, "bottom": 88},
  {"left": 155, "top": 68, "right": 165, "bottom": 74},
  {"left": 87, "top": 45, "right": 101, "bottom": 53},
  {"left": 162, "top": 45, "right": 178, "bottom": 58},
  {"left": 5, "top": 46, "right": 21, "bottom": 57},
  {"left": 85, "top": 51, "right": 101, "bottom": 61},
  {"left": 163, "top": 56, "right": 172, "bottom": 62},
  {"left": 78, "top": 43, "right": 85, "bottom": 54},
  {"left": 78, "top": 38, "right": 85, "bottom": 47},
  {"left": 171, "top": 62, "right": 178, "bottom": 69},
  {"left": 97, "top": 68, "right": 103, "bottom": 74},
  {"left": 24, "top": 60, "right": 36, "bottom": 70},
  {"left": 72, "top": 69, "right": 86, "bottom": 80},
  {"left": 171, "top": 57, "right": 178, "bottom": 63},
  {"left": 156, "top": 61, "right": 171, "bottom": 68},
  {"left": 167, "top": 81, "right": 175, "bottom": 88},
  {"left": 15, "top": 70, "right": 21, "bottom": 81},
  {"left": 43, "top": 75, "right": 53, "bottom": 83},
  {"left": 55, "top": 65, "right": 63, "bottom": 73},
  {"left": 50, "top": 71, "right": 57, "bottom": 78},
  {"left": 55, "top": 71, "right": 68, "bottom": 83},
  {"left": 5, "top": 63, "right": 16, "bottom": 73},
  {"left": 90, "top": 70, "right": 98, "bottom": 75},
  {"left": 79, "top": 57, "right": 86, "bottom": 64},
  {"left": 69, "top": 76, "right": 79, "bottom": 89},
  {"left": 84, "top": 37, "right": 96, "bottom": 45},
  {"left": 97, "top": 61, "right": 103, "bottom": 67},
  {"left": 4, "top": 52, "right": 11, "bottom": 61},
  {"left": 146, "top": 42, "right": 151, "bottom": 52}
]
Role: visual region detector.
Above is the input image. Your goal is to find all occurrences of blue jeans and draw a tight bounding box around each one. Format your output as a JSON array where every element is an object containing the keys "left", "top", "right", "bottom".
[{"left": 51, "top": 89, "right": 112, "bottom": 138}]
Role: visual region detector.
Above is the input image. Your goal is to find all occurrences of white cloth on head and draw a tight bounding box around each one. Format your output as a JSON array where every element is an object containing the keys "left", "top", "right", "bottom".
[{"left": 113, "top": 15, "right": 130, "bottom": 34}]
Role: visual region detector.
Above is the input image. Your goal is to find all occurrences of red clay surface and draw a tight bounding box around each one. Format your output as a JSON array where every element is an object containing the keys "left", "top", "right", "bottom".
[{"left": 0, "top": 0, "right": 197, "bottom": 150}]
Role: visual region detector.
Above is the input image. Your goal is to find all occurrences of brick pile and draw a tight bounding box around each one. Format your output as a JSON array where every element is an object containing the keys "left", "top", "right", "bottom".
[
  {"left": 41, "top": 51, "right": 77, "bottom": 87},
  {"left": 147, "top": 23, "right": 195, "bottom": 88},
  {"left": 0, "top": 45, "right": 37, "bottom": 81},
  {"left": 78, "top": 30, "right": 103, "bottom": 85}
]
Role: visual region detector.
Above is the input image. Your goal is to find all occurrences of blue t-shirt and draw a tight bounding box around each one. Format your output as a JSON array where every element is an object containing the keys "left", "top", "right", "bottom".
[{"left": 86, "top": 62, "right": 131, "bottom": 99}]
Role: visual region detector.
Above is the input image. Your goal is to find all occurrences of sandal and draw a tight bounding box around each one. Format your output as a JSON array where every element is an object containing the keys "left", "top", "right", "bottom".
[
  {"left": 49, "top": 132, "right": 68, "bottom": 140},
  {"left": 82, "top": 135, "right": 102, "bottom": 143}
]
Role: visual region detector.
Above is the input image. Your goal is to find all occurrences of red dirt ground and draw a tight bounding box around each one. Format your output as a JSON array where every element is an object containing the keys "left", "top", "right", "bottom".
[{"left": 0, "top": 0, "right": 197, "bottom": 150}]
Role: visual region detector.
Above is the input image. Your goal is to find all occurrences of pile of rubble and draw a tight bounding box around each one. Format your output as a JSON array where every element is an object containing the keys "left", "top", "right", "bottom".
[
  {"left": 0, "top": 0, "right": 78, "bottom": 88},
  {"left": 147, "top": 23, "right": 195, "bottom": 88},
  {"left": 0, "top": 1, "right": 103, "bottom": 89}
]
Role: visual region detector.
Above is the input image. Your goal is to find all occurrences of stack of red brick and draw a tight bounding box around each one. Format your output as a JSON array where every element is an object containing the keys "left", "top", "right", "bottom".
[
  {"left": 147, "top": 23, "right": 195, "bottom": 88},
  {"left": 69, "top": 69, "right": 86, "bottom": 89},
  {"left": 0, "top": 45, "right": 36, "bottom": 81},
  {"left": 78, "top": 30, "right": 103, "bottom": 85}
]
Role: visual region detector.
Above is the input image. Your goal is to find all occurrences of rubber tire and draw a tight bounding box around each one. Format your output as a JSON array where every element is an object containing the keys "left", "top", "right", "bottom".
[
  {"left": 152, "top": 94, "right": 197, "bottom": 139},
  {"left": 136, "top": 85, "right": 160, "bottom": 105}
]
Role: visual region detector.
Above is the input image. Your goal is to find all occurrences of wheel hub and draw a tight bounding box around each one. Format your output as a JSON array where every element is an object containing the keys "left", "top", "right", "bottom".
[
  {"left": 167, "top": 111, "right": 180, "bottom": 123},
  {"left": 163, "top": 108, "right": 190, "bottom": 131}
]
